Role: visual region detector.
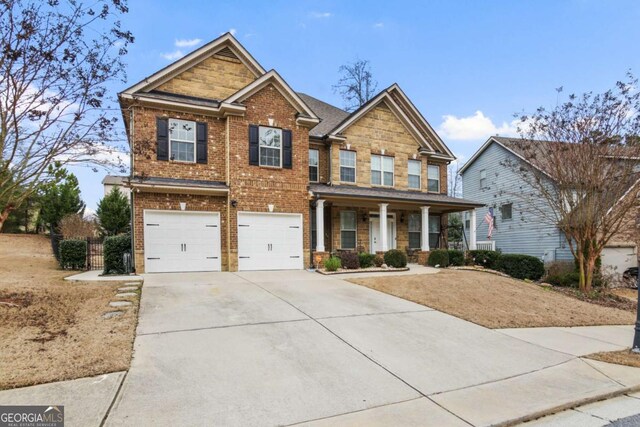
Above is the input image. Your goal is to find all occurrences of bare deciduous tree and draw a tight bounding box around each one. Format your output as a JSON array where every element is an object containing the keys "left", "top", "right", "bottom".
[
  {"left": 509, "top": 75, "right": 640, "bottom": 293},
  {"left": 448, "top": 161, "right": 462, "bottom": 198},
  {"left": 332, "top": 59, "right": 378, "bottom": 112},
  {"left": 0, "top": 0, "right": 134, "bottom": 231}
]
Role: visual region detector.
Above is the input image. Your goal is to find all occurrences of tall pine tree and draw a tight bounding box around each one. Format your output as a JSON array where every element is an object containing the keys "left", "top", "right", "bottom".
[{"left": 96, "top": 187, "right": 130, "bottom": 236}]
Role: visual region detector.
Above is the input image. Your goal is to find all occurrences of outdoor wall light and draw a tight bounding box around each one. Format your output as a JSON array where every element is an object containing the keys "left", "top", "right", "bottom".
[
  {"left": 179, "top": 202, "right": 186, "bottom": 211},
  {"left": 400, "top": 213, "right": 405, "bottom": 223},
  {"left": 361, "top": 213, "right": 367, "bottom": 222},
  {"left": 231, "top": 199, "right": 238, "bottom": 208},
  {"left": 268, "top": 204, "right": 274, "bottom": 212}
]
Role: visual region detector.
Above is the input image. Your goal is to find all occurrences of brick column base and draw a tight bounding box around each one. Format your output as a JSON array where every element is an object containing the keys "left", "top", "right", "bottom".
[
  {"left": 312, "top": 251, "right": 330, "bottom": 268},
  {"left": 417, "top": 251, "right": 430, "bottom": 265}
]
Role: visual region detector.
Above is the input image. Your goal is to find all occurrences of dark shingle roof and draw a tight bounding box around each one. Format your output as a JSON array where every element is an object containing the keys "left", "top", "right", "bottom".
[
  {"left": 297, "top": 93, "right": 350, "bottom": 138},
  {"left": 310, "top": 184, "right": 483, "bottom": 208}
]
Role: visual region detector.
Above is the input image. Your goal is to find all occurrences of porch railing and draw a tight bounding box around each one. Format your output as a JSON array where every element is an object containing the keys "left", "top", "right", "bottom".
[{"left": 476, "top": 240, "right": 496, "bottom": 251}]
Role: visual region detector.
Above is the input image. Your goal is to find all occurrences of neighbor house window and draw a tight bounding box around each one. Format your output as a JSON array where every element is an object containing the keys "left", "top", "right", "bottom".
[
  {"left": 427, "top": 165, "right": 440, "bottom": 192},
  {"left": 311, "top": 208, "right": 317, "bottom": 249},
  {"left": 408, "top": 160, "right": 421, "bottom": 189},
  {"left": 309, "top": 149, "right": 319, "bottom": 182},
  {"left": 371, "top": 155, "right": 394, "bottom": 186},
  {"left": 340, "top": 211, "right": 357, "bottom": 249},
  {"left": 169, "top": 118, "right": 196, "bottom": 162},
  {"left": 340, "top": 150, "right": 356, "bottom": 183},
  {"left": 479, "top": 169, "right": 487, "bottom": 189},
  {"left": 259, "top": 126, "right": 282, "bottom": 167},
  {"left": 408, "top": 213, "right": 421, "bottom": 249},
  {"left": 464, "top": 211, "right": 470, "bottom": 230},
  {"left": 501, "top": 203, "right": 513, "bottom": 221},
  {"left": 429, "top": 215, "right": 441, "bottom": 249}
]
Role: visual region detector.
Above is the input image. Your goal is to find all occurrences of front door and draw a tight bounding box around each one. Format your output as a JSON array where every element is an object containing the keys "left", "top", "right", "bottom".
[{"left": 369, "top": 216, "right": 396, "bottom": 252}]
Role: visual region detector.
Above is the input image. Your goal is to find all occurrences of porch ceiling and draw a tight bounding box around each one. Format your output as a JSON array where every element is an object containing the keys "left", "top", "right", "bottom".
[{"left": 310, "top": 184, "right": 484, "bottom": 213}]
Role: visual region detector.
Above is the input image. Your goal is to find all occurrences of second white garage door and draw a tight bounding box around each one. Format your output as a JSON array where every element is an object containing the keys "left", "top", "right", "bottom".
[
  {"left": 237, "top": 212, "right": 303, "bottom": 271},
  {"left": 601, "top": 246, "right": 637, "bottom": 277}
]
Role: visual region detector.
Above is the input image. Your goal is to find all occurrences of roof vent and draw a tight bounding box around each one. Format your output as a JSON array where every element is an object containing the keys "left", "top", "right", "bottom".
[{"left": 215, "top": 46, "right": 237, "bottom": 59}]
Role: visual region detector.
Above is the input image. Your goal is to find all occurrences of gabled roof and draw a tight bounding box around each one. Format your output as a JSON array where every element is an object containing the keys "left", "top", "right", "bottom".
[
  {"left": 325, "top": 85, "right": 456, "bottom": 160},
  {"left": 297, "top": 93, "right": 350, "bottom": 138},
  {"left": 224, "top": 70, "right": 319, "bottom": 125},
  {"left": 120, "top": 32, "right": 266, "bottom": 96}
]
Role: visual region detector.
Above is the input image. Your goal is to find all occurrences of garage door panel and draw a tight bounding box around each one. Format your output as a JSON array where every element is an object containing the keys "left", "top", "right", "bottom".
[
  {"left": 237, "top": 212, "right": 303, "bottom": 271},
  {"left": 144, "top": 211, "right": 221, "bottom": 273}
]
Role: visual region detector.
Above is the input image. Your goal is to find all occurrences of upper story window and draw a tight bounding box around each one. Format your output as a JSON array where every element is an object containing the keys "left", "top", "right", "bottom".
[
  {"left": 479, "top": 169, "right": 487, "bottom": 189},
  {"left": 259, "top": 126, "right": 282, "bottom": 167},
  {"left": 309, "top": 149, "right": 319, "bottom": 182},
  {"left": 371, "top": 155, "right": 394, "bottom": 186},
  {"left": 340, "top": 150, "right": 356, "bottom": 183},
  {"left": 501, "top": 203, "right": 513, "bottom": 221},
  {"left": 427, "top": 164, "right": 440, "bottom": 192},
  {"left": 169, "top": 119, "right": 196, "bottom": 162},
  {"left": 408, "top": 160, "right": 421, "bottom": 189}
]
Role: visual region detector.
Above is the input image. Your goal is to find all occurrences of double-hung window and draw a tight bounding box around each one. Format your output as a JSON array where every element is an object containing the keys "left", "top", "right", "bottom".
[
  {"left": 408, "top": 160, "right": 421, "bottom": 189},
  {"left": 169, "top": 118, "right": 196, "bottom": 162},
  {"left": 427, "top": 164, "right": 440, "bottom": 192},
  {"left": 309, "top": 149, "right": 319, "bottom": 182},
  {"left": 340, "top": 150, "right": 356, "bottom": 183},
  {"left": 501, "top": 203, "right": 513, "bottom": 221},
  {"left": 340, "top": 211, "right": 357, "bottom": 249},
  {"left": 479, "top": 169, "right": 487, "bottom": 189},
  {"left": 259, "top": 126, "right": 282, "bottom": 167},
  {"left": 429, "top": 214, "right": 441, "bottom": 249},
  {"left": 408, "top": 213, "right": 421, "bottom": 249},
  {"left": 371, "top": 155, "right": 394, "bottom": 186}
]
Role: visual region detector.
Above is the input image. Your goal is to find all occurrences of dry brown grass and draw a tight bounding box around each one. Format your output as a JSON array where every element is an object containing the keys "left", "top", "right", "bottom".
[
  {"left": 612, "top": 288, "right": 638, "bottom": 302},
  {"left": 587, "top": 349, "right": 640, "bottom": 368},
  {"left": 349, "top": 269, "right": 635, "bottom": 329},
  {"left": 0, "top": 234, "right": 139, "bottom": 390}
]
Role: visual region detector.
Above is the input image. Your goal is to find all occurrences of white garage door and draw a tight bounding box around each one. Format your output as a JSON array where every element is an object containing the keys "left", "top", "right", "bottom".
[
  {"left": 237, "top": 212, "right": 303, "bottom": 271},
  {"left": 601, "top": 246, "right": 637, "bottom": 276},
  {"left": 144, "top": 210, "right": 221, "bottom": 273}
]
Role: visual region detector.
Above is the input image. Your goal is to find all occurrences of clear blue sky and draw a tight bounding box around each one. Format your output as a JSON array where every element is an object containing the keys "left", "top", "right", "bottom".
[{"left": 71, "top": 0, "right": 640, "bottom": 211}]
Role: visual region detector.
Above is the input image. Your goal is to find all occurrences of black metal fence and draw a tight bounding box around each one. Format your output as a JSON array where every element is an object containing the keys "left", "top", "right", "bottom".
[{"left": 50, "top": 232, "right": 104, "bottom": 271}]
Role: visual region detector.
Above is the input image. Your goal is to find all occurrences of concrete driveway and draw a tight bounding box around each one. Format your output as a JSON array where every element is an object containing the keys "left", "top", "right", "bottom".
[{"left": 104, "top": 270, "right": 640, "bottom": 426}]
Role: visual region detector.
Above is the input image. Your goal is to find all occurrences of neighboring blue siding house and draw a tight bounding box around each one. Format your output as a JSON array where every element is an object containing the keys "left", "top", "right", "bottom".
[{"left": 460, "top": 136, "right": 573, "bottom": 262}]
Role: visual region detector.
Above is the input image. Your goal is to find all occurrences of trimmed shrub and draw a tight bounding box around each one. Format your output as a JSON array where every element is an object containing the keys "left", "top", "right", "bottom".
[
  {"left": 373, "top": 254, "right": 384, "bottom": 267},
  {"left": 103, "top": 234, "right": 131, "bottom": 275},
  {"left": 497, "top": 254, "right": 545, "bottom": 281},
  {"left": 545, "top": 271, "right": 580, "bottom": 287},
  {"left": 447, "top": 250, "right": 465, "bottom": 267},
  {"left": 358, "top": 252, "right": 376, "bottom": 269},
  {"left": 427, "top": 249, "right": 449, "bottom": 267},
  {"left": 339, "top": 251, "right": 360, "bottom": 269},
  {"left": 59, "top": 239, "right": 87, "bottom": 270},
  {"left": 324, "top": 256, "right": 341, "bottom": 272},
  {"left": 466, "top": 250, "right": 501, "bottom": 269},
  {"left": 384, "top": 249, "right": 407, "bottom": 268}
]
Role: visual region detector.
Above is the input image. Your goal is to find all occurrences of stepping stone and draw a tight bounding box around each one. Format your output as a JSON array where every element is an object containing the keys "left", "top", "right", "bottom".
[
  {"left": 102, "top": 311, "right": 124, "bottom": 319},
  {"left": 109, "top": 301, "right": 132, "bottom": 308},
  {"left": 124, "top": 282, "right": 141, "bottom": 286},
  {"left": 116, "top": 292, "right": 137, "bottom": 298},
  {"left": 118, "top": 286, "right": 139, "bottom": 292}
]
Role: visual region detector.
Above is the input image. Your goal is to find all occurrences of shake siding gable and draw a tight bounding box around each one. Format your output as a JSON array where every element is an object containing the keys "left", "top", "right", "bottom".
[{"left": 462, "top": 141, "right": 573, "bottom": 262}]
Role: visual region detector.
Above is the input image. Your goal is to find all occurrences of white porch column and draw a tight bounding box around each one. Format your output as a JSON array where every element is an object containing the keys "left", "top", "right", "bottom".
[
  {"left": 421, "top": 206, "right": 430, "bottom": 251},
  {"left": 379, "top": 203, "right": 388, "bottom": 252},
  {"left": 315, "top": 199, "right": 325, "bottom": 252},
  {"left": 469, "top": 208, "right": 477, "bottom": 250}
]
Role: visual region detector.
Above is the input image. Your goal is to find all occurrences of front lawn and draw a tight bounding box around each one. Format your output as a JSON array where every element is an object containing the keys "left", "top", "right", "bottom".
[
  {"left": 0, "top": 234, "right": 139, "bottom": 390},
  {"left": 349, "top": 269, "right": 635, "bottom": 328}
]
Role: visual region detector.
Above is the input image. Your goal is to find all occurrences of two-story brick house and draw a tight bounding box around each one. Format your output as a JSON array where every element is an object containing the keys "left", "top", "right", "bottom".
[{"left": 118, "top": 33, "right": 482, "bottom": 273}]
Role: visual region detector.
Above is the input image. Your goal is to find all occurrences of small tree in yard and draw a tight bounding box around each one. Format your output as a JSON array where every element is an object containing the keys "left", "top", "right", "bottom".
[
  {"left": 0, "top": 0, "right": 133, "bottom": 232},
  {"left": 96, "top": 187, "right": 130, "bottom": 236},
  {"left": 332, "top": 59, "right": 378, "bottom": 112},
  {"left": 510, "top": 75, "right": 640, "bottom": 293},
  {"left": 38, "top": 171, "right": 85, "bottom": 231}
]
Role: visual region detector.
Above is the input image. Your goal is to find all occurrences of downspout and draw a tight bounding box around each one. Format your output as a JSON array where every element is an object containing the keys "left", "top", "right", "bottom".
[
  {"left": 128, "top": 107, "right": 136, "bottom": 272},
  {"left": 225, "top": 117, "right": 231, "bottom": 271}
]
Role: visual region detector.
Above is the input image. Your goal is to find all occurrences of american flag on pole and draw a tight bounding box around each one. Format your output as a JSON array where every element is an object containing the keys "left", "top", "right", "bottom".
[{"left": 484, "top": 207, "right": 495, "bottom": 239}]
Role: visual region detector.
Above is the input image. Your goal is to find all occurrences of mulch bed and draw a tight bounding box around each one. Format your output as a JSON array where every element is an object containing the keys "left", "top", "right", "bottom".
[
  {"left": 317, "top": 267, "right": 410, "bottom": 275},
  {"left": 552, "top": 286, "right": 637, "bottom": 313}
]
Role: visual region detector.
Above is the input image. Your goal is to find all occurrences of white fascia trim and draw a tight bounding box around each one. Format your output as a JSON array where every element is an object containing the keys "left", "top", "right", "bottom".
[
  {"left": 129, "top": 182, "right": 230, "bottom": 195},
  {"left": 387, "top": 84, "right": 456, "bottom": 159},
  {"left": 383, "top": 95, "right": 435, "bottom": 151},
  {"left": 224, "top": 70, "right": 319, "bottom": 120},
  {"left": 120, "top": 93, "right": 246, "bottom": 116},
  {"left": 330, "top": 91, "right": 387, "bottom": 135},
  {"left": 120, "top": 33, "right": 266, "bottom": 96}
]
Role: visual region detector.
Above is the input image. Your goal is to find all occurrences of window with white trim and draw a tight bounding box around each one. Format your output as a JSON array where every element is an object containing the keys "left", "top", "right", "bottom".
[
  {"left": 408, "top": 160, "right": 421, "bottom": 189},
  {"left": 169, "top": 118, "right": 196, "bottom": 162},
  {"left": 371, "top": 155, "right": 394, "bottom": 186},
  {"left": 501, "top": 203, "right": 513, "bottom": 221},
  {"left": 340, "top": 211, "right": 357, "bottom": 249},
  {"left": 429, "top": 214, "right": 441, "bottom": 249},
  {"left": 259, "top": 126, "right": 282, "bottom": 167},
  {"left": 427, "top": 164, "right": 440, "bottom": 192},
  {"left": 340, "top": 150, "right": 356, "bottom": 183},
  {"left": 479, "top": 169, "right": 487, "bottom": 189},
  {"left": 408, "top": 213, "right": 421, "bottom": 249},
  {"left": 309, "top": 149, "right": 319, "bottom": 182}
]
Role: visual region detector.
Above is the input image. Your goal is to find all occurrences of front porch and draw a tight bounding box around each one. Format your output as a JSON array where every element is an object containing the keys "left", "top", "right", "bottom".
[{"left": 309, "top": 184, "right": 484, "bottom": 266}]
